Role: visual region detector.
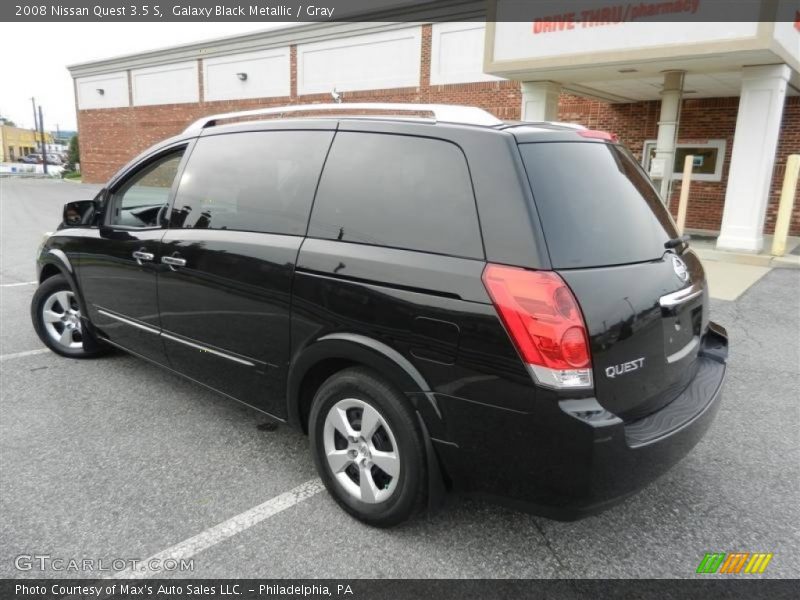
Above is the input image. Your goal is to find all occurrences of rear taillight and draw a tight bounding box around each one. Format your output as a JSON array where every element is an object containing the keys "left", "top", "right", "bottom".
[{"left": 482, "top": 264, "right": 593, "bottom": 390}]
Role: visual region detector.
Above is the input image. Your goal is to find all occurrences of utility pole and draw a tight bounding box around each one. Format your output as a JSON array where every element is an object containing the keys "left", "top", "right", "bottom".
[
  {"left": 30, "top": 97, "right": 38, "bottom": 133},
  {"left": 30, "top": 97, "right": 38, "bottom": 162},
  {"left": 38, "top": 105, "right": 48, "bottom": 175}
]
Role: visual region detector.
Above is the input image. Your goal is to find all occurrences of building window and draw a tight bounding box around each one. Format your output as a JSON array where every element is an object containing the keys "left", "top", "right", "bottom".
[{"left": 642, "top": 139, "right": 726, "bottom": 182}]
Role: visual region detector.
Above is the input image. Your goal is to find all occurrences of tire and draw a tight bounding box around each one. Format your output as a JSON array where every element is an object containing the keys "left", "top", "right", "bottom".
[
  {"left": 309, "top": 367, "right": 427, "bottom": 527},
  {"left": 31, "top": 274, "right": 108, "bottom": 358}
]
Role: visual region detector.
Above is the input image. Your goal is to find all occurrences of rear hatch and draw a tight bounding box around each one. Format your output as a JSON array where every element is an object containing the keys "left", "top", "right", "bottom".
[{"left": 518, "top": 140, "right": 708, "bottom": 421}]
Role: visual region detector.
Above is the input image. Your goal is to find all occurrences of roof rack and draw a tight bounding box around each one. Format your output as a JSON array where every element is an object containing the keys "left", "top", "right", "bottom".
[
  {"left": 183, "top": 102, "right": 503, "bottom": 135},
  {"left": 500, "top": 121, "right": 588, "bottom": 131}
]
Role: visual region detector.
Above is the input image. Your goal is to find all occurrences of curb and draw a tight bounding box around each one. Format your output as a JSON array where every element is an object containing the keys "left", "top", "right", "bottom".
[{"left": 694, "top": 248, "right": 800, "bottom": 270}]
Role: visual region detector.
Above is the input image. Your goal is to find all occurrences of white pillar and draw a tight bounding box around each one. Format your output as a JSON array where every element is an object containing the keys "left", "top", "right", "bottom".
[
  {"left": 521, "top": 81, "right": 561, "bottom": 121},
  {"left": 716, "top": 65, "right": 790, "bottom": 253},
  {"left": 652, "top": 71, "right": 685, "bottom": 202}
]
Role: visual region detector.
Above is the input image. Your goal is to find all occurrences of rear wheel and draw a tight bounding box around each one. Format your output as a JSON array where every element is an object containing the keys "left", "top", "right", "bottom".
[
  {"left": 31, "top": 274, "right": 107, "bottom": 358},
  {"left": 309, "top": 367, "right": 426, "bottom": 527}
]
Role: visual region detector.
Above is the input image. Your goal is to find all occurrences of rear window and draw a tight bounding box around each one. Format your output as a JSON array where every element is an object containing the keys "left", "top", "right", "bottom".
[
  {"left": 519, "top": 142, "right": 678, "bottom": 269},
  {"left": 308, "top": 132, "right": 483, "bottom": 259}
]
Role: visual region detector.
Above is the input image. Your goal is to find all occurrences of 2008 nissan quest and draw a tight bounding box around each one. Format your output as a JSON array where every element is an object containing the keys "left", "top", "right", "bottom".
[{"left": 31, "top": 103, "right": 728, "bottom": 526}]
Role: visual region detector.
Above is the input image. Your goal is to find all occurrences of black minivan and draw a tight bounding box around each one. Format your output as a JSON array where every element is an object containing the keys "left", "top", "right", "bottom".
[{"left": 31, "top": 103, "right": 728, "bottom": 526}]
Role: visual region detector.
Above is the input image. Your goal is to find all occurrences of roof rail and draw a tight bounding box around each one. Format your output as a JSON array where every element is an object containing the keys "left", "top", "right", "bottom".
[
  {"left": 501, "top": 121, "right": 587, "bottom": 131},
  {"left": 537, "top": 121, "right": 587, "bottom": 130},
  {"left": 183, "top": 102, "right": 503, "bottom": 135}
]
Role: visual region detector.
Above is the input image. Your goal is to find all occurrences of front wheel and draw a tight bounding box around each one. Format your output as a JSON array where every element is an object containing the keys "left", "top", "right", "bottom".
[
  {"left": 31, "top": 274, "right": 108, "bottom": 358},
  {"left": 309, "top": 367, "right": 427, "bottom": 527}
]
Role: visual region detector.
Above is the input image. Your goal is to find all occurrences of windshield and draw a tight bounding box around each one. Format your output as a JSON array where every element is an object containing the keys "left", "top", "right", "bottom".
[{"left": 519, "top": 142, "right": 679, "bottom": 269}]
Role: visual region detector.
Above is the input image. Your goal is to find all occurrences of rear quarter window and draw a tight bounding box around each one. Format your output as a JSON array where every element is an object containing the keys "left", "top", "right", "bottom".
[
  {"left": 308, "top": 132, "right": 483, "bottom": 259},
  {"left": 519, "top": 142, "right": 679, "bottom": 269}
]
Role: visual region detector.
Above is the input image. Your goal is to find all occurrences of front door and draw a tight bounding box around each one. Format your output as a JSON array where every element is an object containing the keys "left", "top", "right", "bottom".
[{"left": 77, "top": 146, "right": 187, "bottom": 364}]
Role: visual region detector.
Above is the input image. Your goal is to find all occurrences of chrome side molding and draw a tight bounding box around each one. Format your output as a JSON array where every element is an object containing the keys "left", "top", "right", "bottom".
[
  {"left": 97, "top": 307, "right": 254, "bottom": 367},
  {"left": 161, "top": 332, "right": 255, "bottom": 367},
  {"left": 98, "top": 309, "right": 160, "bottom": 335}
]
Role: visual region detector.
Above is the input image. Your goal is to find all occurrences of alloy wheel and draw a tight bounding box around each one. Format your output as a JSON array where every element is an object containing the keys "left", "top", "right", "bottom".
[
  {"left": 41, "top": 290, "right": 83, "bottom": 350},
  {"left": 323, "top": 398, "right": 400, "bottom": 504}
]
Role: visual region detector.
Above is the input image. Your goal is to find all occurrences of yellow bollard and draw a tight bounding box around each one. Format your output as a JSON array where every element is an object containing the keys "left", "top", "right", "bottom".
[
  {"left": 676, "top": 155, "right": 693, "bottom": 235},
  {"left": 771, "top": 154, "right": 800, "bottom": 257}
]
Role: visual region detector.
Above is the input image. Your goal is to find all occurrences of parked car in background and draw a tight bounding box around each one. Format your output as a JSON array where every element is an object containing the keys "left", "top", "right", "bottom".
[
  {"left": 19, "top": 153, "right": 43, "bottom": 164},
  {"left": 30, "top": 103, "right": 728, "bottom": 527},
  {"left": 47, "top": 153, "right": 64, "bottom": 165}
]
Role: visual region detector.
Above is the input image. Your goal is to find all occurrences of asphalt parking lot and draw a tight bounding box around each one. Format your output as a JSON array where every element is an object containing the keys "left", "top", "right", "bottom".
[{"left": 1, "top": 177, "right": 798, "bottom": 579}]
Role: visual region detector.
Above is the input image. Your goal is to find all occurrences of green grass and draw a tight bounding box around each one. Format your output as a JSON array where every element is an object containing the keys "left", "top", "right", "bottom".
[{"left": 62, "top": 171, "right": 81, "bottom": 181}]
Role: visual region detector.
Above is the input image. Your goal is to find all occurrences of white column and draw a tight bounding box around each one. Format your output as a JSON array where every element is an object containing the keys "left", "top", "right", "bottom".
[
  {"left": 521, "top": 81, "right": 561, "bottom": 121},
  {"left": 653, "top": 71, "right": 685, "bottom": 201},
  {"left": 716, "top": 65, "right": 790, "bottom": 253}
]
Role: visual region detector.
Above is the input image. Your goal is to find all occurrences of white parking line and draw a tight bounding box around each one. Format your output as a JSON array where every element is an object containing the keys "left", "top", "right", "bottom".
[
  {"left": 112, "top": 478, "right": 325, "bottom": 579},
  {"left": 0, "top": 348, "right": 50, "bottom": 361},
  {"left": 0, "top": 281, "right": 37, "bottom": 287}
]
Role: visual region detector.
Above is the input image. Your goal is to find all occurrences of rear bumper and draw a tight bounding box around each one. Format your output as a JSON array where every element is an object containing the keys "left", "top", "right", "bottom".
[
  {"left": 433, "top": 323, "right": 728, "bottom": 520},
  {"left": 553, "top": 355, "right": 725, "bottom": 519}
]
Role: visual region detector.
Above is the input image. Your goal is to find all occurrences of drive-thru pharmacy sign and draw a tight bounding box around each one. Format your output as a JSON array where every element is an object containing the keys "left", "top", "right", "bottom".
[
  {"left": 531, "top": 0, "right": 703, "bottom": 34},
  {"left": 484, "top": 1, "right": 799, "bottom": 78}
]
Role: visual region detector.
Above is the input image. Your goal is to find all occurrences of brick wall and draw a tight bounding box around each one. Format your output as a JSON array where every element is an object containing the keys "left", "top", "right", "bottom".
[
  {"left": 558, "top": 94, "right": 799, "bottom": 235},
  {"left": 77, "top": 24, "right": 520, "bottom": 184},
  {"left": 768, "top": 97, "right": 800, "bottom": 236},
  {"left": 76, "top": 24, "right": 799, "bottom": 235}
]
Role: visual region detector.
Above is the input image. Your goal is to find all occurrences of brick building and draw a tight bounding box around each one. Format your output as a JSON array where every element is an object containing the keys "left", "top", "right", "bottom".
[{"left": 68, "top": 17, "right": 799, "bottom": 252}]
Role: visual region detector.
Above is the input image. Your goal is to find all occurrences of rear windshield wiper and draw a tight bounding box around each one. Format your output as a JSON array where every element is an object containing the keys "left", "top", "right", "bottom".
[{"left": 664, "top": 234, "right": 690, "bottom": 250}]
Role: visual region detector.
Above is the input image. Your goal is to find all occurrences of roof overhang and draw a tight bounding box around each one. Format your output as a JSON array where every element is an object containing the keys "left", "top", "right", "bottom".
[
  {"left": 67, "top": 1, "right": 486, "bottom": 78},
  {"left": 485, "top": 14, "right": 800, "bottom": 102}
]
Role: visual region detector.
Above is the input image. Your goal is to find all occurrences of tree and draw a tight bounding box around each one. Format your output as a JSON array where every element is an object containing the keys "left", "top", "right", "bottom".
[
  {"left": 0, "top": 116, "right": 16, "bottom": 127},
  {"left": 67, "top": 135, "right": 79, "bottom": 170}
]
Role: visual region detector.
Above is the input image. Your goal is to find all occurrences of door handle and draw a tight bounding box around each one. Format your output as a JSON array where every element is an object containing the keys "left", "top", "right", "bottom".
[
  {"left": 132, "top": 250, "right": 154, "bottom": 265},
  {"left": 161, "top": 255, "right": 187, "bottom": 269}
]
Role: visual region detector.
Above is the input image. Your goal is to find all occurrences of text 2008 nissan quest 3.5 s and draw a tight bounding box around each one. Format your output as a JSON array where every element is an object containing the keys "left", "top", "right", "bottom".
[{"left": 31, "top": 103, "right": 728, "bottom": 526}]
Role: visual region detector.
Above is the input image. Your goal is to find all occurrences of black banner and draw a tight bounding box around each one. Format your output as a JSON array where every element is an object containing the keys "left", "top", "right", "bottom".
[
  {"left": 2, "top": 579, "right": 799, "bottom": 600},
  {"left": 3, "top": 0, "right": 799, "bottom": 22}
]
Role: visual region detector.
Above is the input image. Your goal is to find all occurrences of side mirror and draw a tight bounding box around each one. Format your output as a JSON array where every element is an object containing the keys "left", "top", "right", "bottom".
[{"left": 61, "top": 200, "right": 96, "bottom": 228}]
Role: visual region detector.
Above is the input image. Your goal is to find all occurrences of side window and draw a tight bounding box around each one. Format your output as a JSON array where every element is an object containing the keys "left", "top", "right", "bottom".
[
  {"left": 109, "top": 150, "right": 184, "bottom": 228},
  {"left": 308, "top": 132, "right": 482, "bottom": 259},
  {"left": 170, "top": 130, "right": 334, "bottom": 235}
]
